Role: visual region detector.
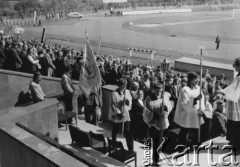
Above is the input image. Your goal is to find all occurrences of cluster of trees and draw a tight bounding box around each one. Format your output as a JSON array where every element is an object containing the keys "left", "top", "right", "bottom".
[
  {"left": 0, "top": 0, "right": 236, "bottom": 18},
  {"left": 0, "top": 0, "right": 103, "bottom": 18}
]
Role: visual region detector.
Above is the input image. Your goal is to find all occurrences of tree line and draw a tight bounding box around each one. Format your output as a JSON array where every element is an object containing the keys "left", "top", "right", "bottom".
[{"left": 0, "top": 0, "right": 235, "bottom": 18}]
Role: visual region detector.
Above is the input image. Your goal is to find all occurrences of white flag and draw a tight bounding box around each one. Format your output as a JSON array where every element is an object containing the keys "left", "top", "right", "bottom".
[
  {"left": 79, "top": 39, "right": 101, "bottom": 98},
  {"left": 221, "top": 77, "right": 240, "bottom": 103}
]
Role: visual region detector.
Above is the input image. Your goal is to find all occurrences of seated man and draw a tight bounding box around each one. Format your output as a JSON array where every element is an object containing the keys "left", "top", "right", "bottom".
[{"left": 29, "top": 72, "right": 46, "bottom": 103}]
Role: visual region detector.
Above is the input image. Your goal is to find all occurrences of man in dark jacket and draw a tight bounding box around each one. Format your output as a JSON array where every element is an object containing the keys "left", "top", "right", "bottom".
[
  {"left": 211, "top": 100, "right": 227, "bottom": 138},
  {"left": 0, "top": 40, "right": 5, "bottom": 69},
  {"left": 109, "top": 63, "right": 120, "bottom": 85},
  {"left": 3, "top": 42, "right": 22, "bottom": 71},
  {"left": 72, "top": 56, "right": 83, "bottom": 80}
]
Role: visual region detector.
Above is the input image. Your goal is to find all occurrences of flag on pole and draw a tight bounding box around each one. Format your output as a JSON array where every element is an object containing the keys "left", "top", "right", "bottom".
[
  {"left": 97, "top": 34, "right": 102, "bottom": 55},
  {"left": 79, "top": 38, "right": 101, "bottom": 98}
]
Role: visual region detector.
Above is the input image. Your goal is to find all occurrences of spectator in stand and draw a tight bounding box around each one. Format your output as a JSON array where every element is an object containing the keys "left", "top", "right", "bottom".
[
  {"left": 165, "top": 75, "right": 178, "bottom": 107},
  {"left": 54, "top": 50, "right": 65, "bottom": 78},
  {"left": 61, "top": 66, "right": 75, "bottom": 111},
  {"left": 0, "top": 40, "right": 5, "bottom": 69},
  {"left": 46, "top": 49, "right": 56, "bottom": 76},
  {"left": 126, "top": 70, "right": 135, "bottom": 91},
  {"left": 140, "top": 73, "right": 151, "bottom": 97},
  {"left": 38, "top": 49, "right": 56, "bottom": 77},
  {"left": 29, "top": 72, "right": 46, "bottom": 103},
  {"left": 204, "top": 94, "right": 213, "bottom": 113},
  {"left": 180, "top": 76, "right": 188, "bottom": 88},
  {"left": 72, "top": 56, "right": 83, "bottom": 80},
  {"left": 25, "top": 47, "right": 41, "bottom": 73},
  {"left": 203, "top": 69, "right": 211, "bottom": 78},
  {"left": 109, "top": 63, "right": 120, "bottom": 85},
  {"left": 19, "top": 44, "right": 28, "bottom": 72},
  {"left": 98, "top": 61, "right": 106, "bottom": 85},
  {"left": 130, "top": 89, "right": 149, "bottom": 142},
  {"left": 3, "top": 42, "right": 22, "bottom": 71},
  {"left": 210, "top": 100, "right": 227, "bottom": 138},
  {"left": 130, "top": 82, "right": 139, "bottom": 100}
]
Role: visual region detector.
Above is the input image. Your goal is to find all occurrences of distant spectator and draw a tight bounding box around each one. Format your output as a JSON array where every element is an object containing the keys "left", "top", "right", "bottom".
[
  {"left": 61, "top": 66, "right": 75, "bottom": 111},
  {"left": 0, "top": 40, "right": 5, "bottom": 69},
  {"left": 25, "top": 47, "right": 41, "bottom": 73},
  {"left": 3, "top": 42, "right": 22, "bottom": 71},
  {"left": 72, "top": 56, "right": 83, "bottom": 80},
  {"left": 210, "top": 101, "right": 227, "bottom": 138},
  {"left": 204, "top": 94, "right": 213, "bottom": 113},
  {"left": 29, "top": 72, "right": 46, "bottom": 103},
  {"left": 84, "top": 85, "right": 102, "bottom": 126}
]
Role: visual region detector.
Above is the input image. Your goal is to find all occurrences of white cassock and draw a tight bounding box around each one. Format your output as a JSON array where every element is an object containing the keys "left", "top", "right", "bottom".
[
  {"left": 222, "top": 76, "right": 240, "bottom": 121},
  {"left": 174, "top": 85, "right": 205, "bottom": 129}
]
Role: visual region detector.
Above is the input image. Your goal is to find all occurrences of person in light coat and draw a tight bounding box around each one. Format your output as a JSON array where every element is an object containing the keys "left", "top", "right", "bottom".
[
  {"left": 109, "top": 78, "right": 133, "bottom": 151},
  {"left": 144, "top": 82, "right": 172, "bottom": 165},
  {"left": 174, "top": 72, "right": 205, "bottom": 146}
]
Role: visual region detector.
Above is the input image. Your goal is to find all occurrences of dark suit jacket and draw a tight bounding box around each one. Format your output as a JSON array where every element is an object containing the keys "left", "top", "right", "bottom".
[
  {"left": 126, "top": 77, "right": 134, "bottom": 91},
  {"left": 72, "top": 62, "right": 82, "bottom": 81},
  {"left": 211, "top": 110, "right": 227, "bottom": 138},
  {"left": 0, "top": 47, "right": 5, "bottom": 68},
  {"left": 165, "top": 83, "right": 178, "bottom": 102},
  {"left": 131, "top": 99, "right": 145, "bottom": 123},
  {"left": 3, "top": 48, "right": 22, "bottom": 71},
  {"left": 109, "top": 69, "right": 120, "bottom": 85}
]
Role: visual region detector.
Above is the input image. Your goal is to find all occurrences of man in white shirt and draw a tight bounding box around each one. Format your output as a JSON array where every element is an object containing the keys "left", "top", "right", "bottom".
[{"left": 29, "top": 72, "right": 46, "bottom": 103}]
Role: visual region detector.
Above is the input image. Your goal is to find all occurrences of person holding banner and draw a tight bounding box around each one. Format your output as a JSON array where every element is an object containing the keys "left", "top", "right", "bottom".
[
  {"left": 174, "top": 72, "right": 205, "bottom": 146},
  {"left": 221, "top": 58, "right": 240, "bottom": 150},
  {"left": 110, "top": 78, "right": 134, "bottom": 151},
  {"left": 84, "top": 85, "right": 102, "bottom": 126}
]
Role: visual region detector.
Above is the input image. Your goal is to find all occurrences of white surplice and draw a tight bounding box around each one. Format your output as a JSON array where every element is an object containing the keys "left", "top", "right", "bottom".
[{"left": 174, "top": 85, "right": 205, "bottom": 129}]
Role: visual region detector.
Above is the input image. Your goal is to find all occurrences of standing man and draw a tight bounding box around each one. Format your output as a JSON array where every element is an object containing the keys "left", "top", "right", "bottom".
[
  {"left": 222, "top": 58, "right": 240, "bottom": 150},
  {"left": 145, "top": 82, "right": 172, "bottom": 165},
  {"left": 110, "top": 78, "right": 134, "bottom": 151},
  {"left": 61, "top": 66, "right": 75, "bottom": 111},
  {"left": 174, "top": 72, "right": 205, "bottom": 146},
  {"left": 0, "top": 40, "right": 5, "bottom": 69},
  {"left": 84, "top": 85, "right": 102, "bottom": 126},
  {"left": 3, "top": 42, "right": 22, "bottom": 71},
  {"left": 215, "top": 35, "right": 221, "bottom": 50}
]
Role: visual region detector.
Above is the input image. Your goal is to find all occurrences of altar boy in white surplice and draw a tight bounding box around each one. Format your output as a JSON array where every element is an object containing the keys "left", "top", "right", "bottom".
[{"left": 174, "top": 72, "right": 205, "bottom": 146}]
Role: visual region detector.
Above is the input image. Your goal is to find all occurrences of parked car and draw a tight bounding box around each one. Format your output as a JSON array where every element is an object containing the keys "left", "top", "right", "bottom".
[{"left": 67, "top": 12, "right": 83, "bottom": 18}]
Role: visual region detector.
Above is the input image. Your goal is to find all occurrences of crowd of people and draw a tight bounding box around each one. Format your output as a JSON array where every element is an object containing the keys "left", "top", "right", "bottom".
[{"left": 1, "top": 32, "right": 239, "bottom": 163}]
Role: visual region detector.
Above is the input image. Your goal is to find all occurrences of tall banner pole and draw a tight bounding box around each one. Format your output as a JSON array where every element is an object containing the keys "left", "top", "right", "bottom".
[
  {"left": 41, "top": 27, "right": 46, "bottom": 43},
  {"left": 97, "top": 34, "right": 102, "bottom": 55},
  {"left": 160, "top": 58, "right": 170, "bottom": 146},
  {"left": 121, "top": 81, "right": 126, "bottom": 136},
  {"left": 198, "top": 48, "right": 203, "bottom": 144}
]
